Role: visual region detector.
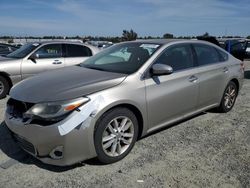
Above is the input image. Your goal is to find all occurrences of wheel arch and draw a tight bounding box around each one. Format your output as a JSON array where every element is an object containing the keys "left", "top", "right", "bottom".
[
  {"left": 0, "top": 72, "right": 13, "bottom": 93},
  {"left": 230, "top": 78, "right": 239, "bottom": 92},
  {"left": 95, "top": 103, "right": 145, "bottom": 139}
]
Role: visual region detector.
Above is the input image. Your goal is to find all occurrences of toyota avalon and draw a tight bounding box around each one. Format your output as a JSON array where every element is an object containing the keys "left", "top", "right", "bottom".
[{"left": 5, "top": 39, "right": 244, "bottom": 166}]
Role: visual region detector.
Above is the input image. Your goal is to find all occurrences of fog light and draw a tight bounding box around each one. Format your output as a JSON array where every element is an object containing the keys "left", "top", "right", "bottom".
[{"left": 49, "top": 146, "right": 63, "bottom": 160}]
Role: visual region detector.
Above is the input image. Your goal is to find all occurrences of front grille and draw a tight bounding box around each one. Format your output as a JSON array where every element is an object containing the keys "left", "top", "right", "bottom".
[
  {"left": 12, "top": 133, "right": 36, "bottom": 155},
  {"left": 7, "top": 98, "right": 34, "bottom": 119}
]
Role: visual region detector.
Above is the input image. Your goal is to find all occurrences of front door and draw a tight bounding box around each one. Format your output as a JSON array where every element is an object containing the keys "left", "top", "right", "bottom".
[
  {"left": 145, "top": 44, "right": 199, "bottom": 132},
  {"left": 21, "top": 43, "right": 64, "bottom": 80}
]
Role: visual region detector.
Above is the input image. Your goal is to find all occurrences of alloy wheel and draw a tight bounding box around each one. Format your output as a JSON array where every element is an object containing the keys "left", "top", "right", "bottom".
[
  {"left": 224, "top": 85, "right": 237, "bottom": 109},
  {"left": 102, "top": 116, "right": 134, "bottom": 157}
]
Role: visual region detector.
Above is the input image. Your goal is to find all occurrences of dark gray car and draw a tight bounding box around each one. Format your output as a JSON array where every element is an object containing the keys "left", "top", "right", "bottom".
[
  {"left": 5, "top": 40, "right": 244, "bottom": 166},
  {"left": 0, "top": 43, "right": 17, "bottom": 56}
]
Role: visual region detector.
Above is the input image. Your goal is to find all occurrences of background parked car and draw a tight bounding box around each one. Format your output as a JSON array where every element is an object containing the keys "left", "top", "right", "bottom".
[
  {"left": 0, "top": 43, "right": 18, "bottom": 56},
  {"left": 0, "top": 41, "right": 99, "bottom": 98},
  {"left": 224, "top": 39, "right": 247, "bottom": 61},
  {"left": 246, "top": 40, "right": 250, "bottom": 59},
  {"left": 11, "top": 43, "right": 24, "bottom": 48},
  {"left": 197, "top": 36, "right": 247, "bottom": 61}
]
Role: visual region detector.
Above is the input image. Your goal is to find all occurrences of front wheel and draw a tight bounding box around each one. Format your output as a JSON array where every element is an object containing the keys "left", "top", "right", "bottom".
[
  {"left": 94, "top": 108, "right": 138, "bottom": 164},
  {"left": 217, "top": 81, "right": 238, "bottom": 113}
]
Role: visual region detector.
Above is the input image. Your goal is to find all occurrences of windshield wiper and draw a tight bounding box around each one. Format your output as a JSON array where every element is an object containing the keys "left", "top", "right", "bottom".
[{"left": 82, "top": 65, "right": 106, "bottom": 72}]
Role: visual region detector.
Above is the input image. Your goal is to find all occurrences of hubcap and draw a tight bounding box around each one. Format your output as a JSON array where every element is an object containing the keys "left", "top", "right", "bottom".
[
  {"left": 224, "top": 85, "right": 236, "bottom": 109},
  {"left": 102, "top": 116, "right": 134, "bottom": 157},
  {"left": 0, "top": 81, "right": 4, "bottom": 95}
]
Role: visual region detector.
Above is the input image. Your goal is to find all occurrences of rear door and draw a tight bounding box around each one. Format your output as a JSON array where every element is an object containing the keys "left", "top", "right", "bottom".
[
  {"left": 21, "top": 43, "right": 64, "bottom": 79},
  {"left": 64, "top": 44, "right": 93, "bottom": 66},
  {"left": 145, "top": 44, "right": 199, "bottom": 131},
  {"left": 192, "top": 43, "right": 229, "bottom": 108}
]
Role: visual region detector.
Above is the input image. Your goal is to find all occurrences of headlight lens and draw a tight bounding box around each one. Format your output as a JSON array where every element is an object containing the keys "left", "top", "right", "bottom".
[{"left": 24, "top": 97, "right": 90, "bottom": 119}]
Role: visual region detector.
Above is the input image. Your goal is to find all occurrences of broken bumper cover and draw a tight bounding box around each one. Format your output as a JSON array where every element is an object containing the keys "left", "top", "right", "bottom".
[{"left": 5, "top": 110, "right": 97, "bottom": 166}]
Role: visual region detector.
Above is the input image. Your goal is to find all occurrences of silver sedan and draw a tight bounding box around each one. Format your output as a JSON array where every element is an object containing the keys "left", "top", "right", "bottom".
[
  {"left": 0, "top": 41, "right": 99, "bottom": 98},
  {"left": 5, "top": 39, "right": 244, "bottom": 166}
]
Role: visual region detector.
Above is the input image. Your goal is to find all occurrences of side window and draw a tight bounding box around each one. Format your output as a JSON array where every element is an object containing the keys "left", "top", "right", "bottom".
[
  {"left": 193, "top": 44, "right": 220, "bottom": 66},
  {"left": 154, "top": 44, "right": 194, "bottom": 72},
  {"left": 66, "top": 44, "right": 92, "bottom": 57},
  {"left": 35, "top": 44, "right": 62, "bottom": 58}
]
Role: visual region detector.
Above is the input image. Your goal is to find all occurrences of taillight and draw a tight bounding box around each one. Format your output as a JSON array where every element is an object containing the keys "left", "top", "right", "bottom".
[{"left": 240, "top": 62, "right": 245, "bottom": 72}]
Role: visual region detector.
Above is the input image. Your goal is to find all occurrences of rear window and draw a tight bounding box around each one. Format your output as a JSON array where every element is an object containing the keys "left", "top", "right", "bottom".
[
  {"left": 66, "top": 44, "right": 92, "bottom": 57},
  {"left": 216, "top": 48, "right": 229, "bottom": 62}
]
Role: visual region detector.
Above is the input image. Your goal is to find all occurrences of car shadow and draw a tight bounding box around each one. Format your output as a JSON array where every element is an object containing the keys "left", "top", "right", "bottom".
[
  {"left": 0, "top": 112, "right": 207, "bottom": 171},
  {"left": 244, "top": 70, "right": 250, "bottom": 79}
]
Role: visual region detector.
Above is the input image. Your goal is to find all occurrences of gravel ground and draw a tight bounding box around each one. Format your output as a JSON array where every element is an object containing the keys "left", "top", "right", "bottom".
[{"left": 0, "top": 62, "right": 249, "bottom": 188}]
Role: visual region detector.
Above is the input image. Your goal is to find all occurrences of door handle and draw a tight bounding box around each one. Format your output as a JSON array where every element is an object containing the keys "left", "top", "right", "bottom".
[
  {"left": 52, "top": 60, "right": 62, "bottom": 65},
  {"left": 188, "top": 75, "right": 198, "bottom": 83},
  {"left": 223, "top": 67, "right": 229, "bottom": 73}
]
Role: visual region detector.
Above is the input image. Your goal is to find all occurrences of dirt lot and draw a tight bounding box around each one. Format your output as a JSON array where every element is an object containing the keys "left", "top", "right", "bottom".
[{"left": 0, "top": 62, "right": 249, "bottom": 188}]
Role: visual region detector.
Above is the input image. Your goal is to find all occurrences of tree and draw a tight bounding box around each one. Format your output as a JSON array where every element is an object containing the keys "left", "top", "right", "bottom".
[
  {"left": 247, "top": 36, "right": 250, "bottom": 39},
  {"left": 122, "top": 29, "right": 137, "bottom": 41},
  {"left": 163, "top": 33, "right": 174, "bottom": 39}
]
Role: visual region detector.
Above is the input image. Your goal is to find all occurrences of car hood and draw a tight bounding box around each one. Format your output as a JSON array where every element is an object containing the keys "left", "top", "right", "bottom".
[{"left": 10, "top": 66, "right": 127, "bottom": 103}]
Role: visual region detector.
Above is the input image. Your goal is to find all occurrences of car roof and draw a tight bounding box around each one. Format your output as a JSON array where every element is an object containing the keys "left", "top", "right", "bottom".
[
  {"left": 129, "top": 39, "right": 226, "bottom": 53},
  {"left": 25, "top": 41, "right": 99, "bottom": 50},
  {"left": 134, "top": 39, "right": 184, "bottom": 44},
  {"left": 131, "top": 39, "right": 215, "bottom": 46},
  {"left": 28, "top": 40, "right": 84, "bottom": 45}
]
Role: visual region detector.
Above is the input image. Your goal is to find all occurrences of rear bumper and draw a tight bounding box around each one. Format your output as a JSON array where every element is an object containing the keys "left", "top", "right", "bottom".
[{"left": 5, "top": 111, "right": 97, "bottom": 166}]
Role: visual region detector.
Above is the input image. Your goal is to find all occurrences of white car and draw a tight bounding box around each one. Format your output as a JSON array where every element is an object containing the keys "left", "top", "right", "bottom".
[{"left": 0, "top": 41, "right": 99, "bottom": 98}]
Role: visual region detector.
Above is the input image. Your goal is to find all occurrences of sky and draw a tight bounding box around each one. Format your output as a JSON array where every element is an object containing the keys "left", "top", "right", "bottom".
[{"left": 0, "top": 0, "right": 250, "bottom": 37}]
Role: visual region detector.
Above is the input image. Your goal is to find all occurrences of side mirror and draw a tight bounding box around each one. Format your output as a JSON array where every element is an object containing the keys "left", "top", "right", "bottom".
[
  {"left": 28, "top": 53, "right": 39, "bottom": 63},
  {"left": 151, "top": 64, "right": 173, "bottom": 76}
]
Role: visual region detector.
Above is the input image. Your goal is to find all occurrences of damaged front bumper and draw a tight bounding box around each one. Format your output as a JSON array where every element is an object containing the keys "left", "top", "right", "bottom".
[{"left": 5, "top": 109, "right": 97, "bottom": 166}]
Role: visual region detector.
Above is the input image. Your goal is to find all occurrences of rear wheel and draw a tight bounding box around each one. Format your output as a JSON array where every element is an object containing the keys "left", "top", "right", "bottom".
[
  {"left": 217, "top": 81, "right": 238, "bottom": 113},
  {"left": 94, "top": 108, "right": 138, "bottom": 164},
  {"left": 0, "top": 76, "right": 10, "bottom": 99}
]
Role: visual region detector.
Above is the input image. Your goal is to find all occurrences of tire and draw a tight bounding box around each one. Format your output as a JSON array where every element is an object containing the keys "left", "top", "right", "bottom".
[
  {"left": 217, "top": 81, "right": 238, "bottom": 113},
  {"left": 94, "top": 108, "right": 138, "bottom": 164},
  {"left": 0, "top": 76, "right": 10, "bottom": 99}
]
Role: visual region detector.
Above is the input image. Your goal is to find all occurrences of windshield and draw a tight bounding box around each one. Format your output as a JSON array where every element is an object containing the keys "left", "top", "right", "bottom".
[
  {"left": 80, "top": 42, "right": 161, "bottom": 74},
  {"left": 6, "top": 43, "right": 40, "bottom": 58}
]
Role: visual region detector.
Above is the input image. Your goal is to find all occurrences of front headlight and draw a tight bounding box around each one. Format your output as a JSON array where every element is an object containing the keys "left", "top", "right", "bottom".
[{"left": 24, "top": 97, "right": 90, "bottom": 120}]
